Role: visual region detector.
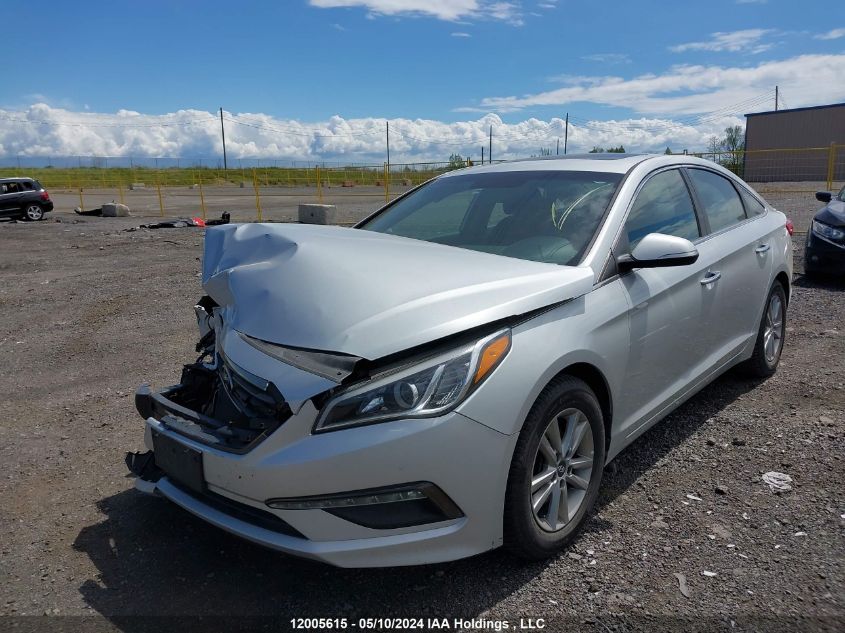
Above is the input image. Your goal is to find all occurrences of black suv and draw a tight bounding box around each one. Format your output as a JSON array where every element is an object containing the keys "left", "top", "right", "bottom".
[{"left": 0, "top": 177, "right": 54, "bottom": 221}]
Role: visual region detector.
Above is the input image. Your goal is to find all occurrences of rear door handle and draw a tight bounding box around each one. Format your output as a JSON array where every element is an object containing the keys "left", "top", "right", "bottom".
[
  {"left": 755, "top": 243, "right": 771, "bottom": 254},
  {"left": 700, "top": 271, "right": 721, "bottom": 285}
]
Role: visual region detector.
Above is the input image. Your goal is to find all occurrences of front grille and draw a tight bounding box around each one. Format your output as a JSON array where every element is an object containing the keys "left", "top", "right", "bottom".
[
  {"left": 154, "top": 355, "right": 292, "bottom": 454},
  {"left": 218, "top": 355, "right": 279, "bottom": 420}
]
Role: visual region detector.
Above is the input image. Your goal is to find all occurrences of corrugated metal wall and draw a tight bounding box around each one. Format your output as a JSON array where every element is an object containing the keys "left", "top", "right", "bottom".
[{"left": 744, "top": 104, "right": 845, "bottom": 182}]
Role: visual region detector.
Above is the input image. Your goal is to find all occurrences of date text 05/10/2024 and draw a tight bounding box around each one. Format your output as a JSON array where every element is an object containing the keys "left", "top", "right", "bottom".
[{"left": 290, "top": 618, "right": 547, "bottom": 630}]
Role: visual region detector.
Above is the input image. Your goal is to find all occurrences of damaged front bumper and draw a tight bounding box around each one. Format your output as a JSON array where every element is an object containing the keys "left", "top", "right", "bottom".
[{"left": 125, "top": 303, "right": 515, "bottom": 567}]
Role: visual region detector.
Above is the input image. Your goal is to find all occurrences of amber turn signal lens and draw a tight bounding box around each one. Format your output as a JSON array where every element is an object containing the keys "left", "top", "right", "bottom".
[{"left": 473, "top": 332, "right": 511, "bottom": 384}]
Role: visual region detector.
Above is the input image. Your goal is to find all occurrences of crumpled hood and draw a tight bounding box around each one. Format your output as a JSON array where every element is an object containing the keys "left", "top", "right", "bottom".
[{"left": 202, "top": 223, "right": 595, "bottom": 360}]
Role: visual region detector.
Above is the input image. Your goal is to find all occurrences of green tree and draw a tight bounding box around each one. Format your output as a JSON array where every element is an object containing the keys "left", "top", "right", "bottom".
[
  {"left": 591, "top": 145, "right": 625, "bottom": 153},
  {"left": 664, "top": 147, "right": 673, "bottom": 155},
  {"left": 447, "top": 153, "right": 466, "bottom": 170},
  {"left": 719, "top": 125, "right": 745, "bottom": 176}
]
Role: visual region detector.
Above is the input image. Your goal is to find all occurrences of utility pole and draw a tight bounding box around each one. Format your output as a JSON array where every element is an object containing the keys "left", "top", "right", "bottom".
[
  {"left": 775, "top": 85, "right": 779, "bottom": 111},
  {"left": 481, "top": 146, "right": 485, "bottom": 164},
  {"left": 386, "top": 121, "right": 390, "bottom": 170},
  {"left": 489, "top": 125, "right": 492, "bottom": 163},
  {"left": 219, "top": 107, "right": 228, "bottom": 170},
  {"left": 564, "top": 113, "right": 569, "bottom": 155},
  {"left": 556, "top": 138, "right": 559, "bottom": 155}
]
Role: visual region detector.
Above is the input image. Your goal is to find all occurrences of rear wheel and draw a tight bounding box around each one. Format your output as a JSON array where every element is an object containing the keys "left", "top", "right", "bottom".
[
  {"left": 504, "top": 375, "right": 605, "bottom": 560},
  {"left": 740, "top": 282, "right": 786, "bottom": 378},
  {"left": 23, "top": 204, "right": 44, "bottom": 221}
]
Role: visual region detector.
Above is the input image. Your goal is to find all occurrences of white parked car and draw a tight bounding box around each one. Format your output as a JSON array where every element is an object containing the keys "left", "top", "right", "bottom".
[{"left": 126, "top": 154, "right": 792, "bottom": 567}]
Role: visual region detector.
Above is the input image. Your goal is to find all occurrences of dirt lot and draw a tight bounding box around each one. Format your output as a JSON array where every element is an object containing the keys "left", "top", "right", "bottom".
[
  {"left": 0, "top": 212, "right": 843, "bottom": 632},
  {"left": 48, "top": 185, "right": 406, "bottom": 224},
  {"left": 45, "top": 179, "right": 842, "bottom": 229}
]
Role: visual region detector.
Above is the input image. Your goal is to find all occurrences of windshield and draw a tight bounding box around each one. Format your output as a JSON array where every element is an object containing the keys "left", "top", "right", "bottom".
[{"left": 359, "top": 170, "right": 622, "bottom": 265}]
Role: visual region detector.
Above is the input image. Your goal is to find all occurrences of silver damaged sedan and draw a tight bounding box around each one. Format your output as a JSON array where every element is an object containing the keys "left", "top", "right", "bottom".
[{"left": 126, "top": 154, "right": 792, "bottom": 567}]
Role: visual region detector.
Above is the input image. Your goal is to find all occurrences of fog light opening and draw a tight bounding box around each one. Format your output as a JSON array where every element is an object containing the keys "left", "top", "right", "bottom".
[{"left": 266, "top": 482, "right": 463, "bottom": 529}]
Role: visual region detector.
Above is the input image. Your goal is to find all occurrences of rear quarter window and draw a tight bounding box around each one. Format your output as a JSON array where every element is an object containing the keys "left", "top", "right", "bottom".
[{"left": 739, "top": 187, "right": 765, "bottom": 216}]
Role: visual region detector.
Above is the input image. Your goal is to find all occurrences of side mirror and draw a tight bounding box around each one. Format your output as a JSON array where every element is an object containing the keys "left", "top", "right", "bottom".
[
  {"left": 617, "top": 233, "right": 699, "bottom": 272},
  {"left": 816, "top": 191, "right": 832, "bottom": 203}
]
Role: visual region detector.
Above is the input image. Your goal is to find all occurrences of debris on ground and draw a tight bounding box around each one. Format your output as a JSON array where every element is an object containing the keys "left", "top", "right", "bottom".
[
  {"left": 74, "top": 202, "right": 131, "bottom": 217},
  {"left": 138, "top": 217, "right": 205, "bottom": 229},
  {"left": 701, "top": 570, "right": 718, "bottom": 577},
  {"left": 127, "top": 212, "right": 231, "bottom": 231},
  {"left": 673, "top": 573, "right": 691, "bottom": 598},
  {"left": 762, "top": 471, "right": 794, "bottom": 492}
]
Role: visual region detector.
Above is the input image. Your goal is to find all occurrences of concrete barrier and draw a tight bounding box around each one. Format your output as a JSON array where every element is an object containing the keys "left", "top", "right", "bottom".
[
  {"left": 101, "top": 202, "right": 131, "bottom": 217},
  {"left": 298, "top": 203, "right": 337, "bottom": 225}
]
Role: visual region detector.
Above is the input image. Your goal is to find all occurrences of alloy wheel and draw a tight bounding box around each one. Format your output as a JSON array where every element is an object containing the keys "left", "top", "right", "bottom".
[
  {"left": 530, "top": 407, "right": 594, "bottom": 532},
  {"left": 25, "top": 205, "right": 43, "bottom": 221},
  {"left": 763, "top": 293, "right": 784, "bottom": 364}
]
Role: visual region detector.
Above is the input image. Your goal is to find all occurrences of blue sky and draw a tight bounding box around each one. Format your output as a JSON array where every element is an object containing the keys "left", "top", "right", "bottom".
[{"left": 0, "top": 0, "right": 843, "bottom": 161}]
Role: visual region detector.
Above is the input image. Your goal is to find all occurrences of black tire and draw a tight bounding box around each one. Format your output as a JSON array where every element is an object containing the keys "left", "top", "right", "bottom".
[
  {"left": 739, "top": 281, "right": 787, "bottom": 378},
  {"left": 504, "top": 375, "right": 605, "bottom": 560},
  {"left": 23, "top": 204, "right": 44, "bottom": 221}
]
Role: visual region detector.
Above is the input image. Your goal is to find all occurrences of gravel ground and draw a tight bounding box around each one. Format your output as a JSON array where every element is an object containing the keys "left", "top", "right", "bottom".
[
  {"left": 0, "top": 216, "right": 842, "bottom": 632},
  {"left": 43, "top": 178, "right": 843, "bottom": 229}
]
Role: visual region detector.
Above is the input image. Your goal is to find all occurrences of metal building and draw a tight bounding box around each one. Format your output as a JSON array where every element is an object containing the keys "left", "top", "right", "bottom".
[{"left": 743, "top": 102, "right": 845, "bottom": 183}]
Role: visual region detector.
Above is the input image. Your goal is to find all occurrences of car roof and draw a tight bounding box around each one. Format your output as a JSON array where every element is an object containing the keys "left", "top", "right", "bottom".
[
  {"left": 0, "top": 177, "right": 36, "bottom": 183},
  {"left": 443, "top": 154, "right": 655, "bottom": 176},
  {"left": 441, "top": 154, "right": 733, "bottom": 177}
]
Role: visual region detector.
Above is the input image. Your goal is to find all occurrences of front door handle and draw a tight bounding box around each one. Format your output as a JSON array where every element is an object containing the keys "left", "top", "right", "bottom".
[
  {"left": 700, "top": 270, "right": 721, "bottom": 285},
  {"left": 755, "top": 243, "right": 771, "bottom": 254}
]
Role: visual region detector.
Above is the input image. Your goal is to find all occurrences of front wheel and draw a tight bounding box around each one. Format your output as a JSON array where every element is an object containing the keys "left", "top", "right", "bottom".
[
  {"left": 740, "top": 282, "right": 787, "bottom": 378},
  {"left": 504, "top": 375, "right": 605, "bottom": 560},
  {"left": 23, "top": 204, "right": 45, "bottom": 221}
]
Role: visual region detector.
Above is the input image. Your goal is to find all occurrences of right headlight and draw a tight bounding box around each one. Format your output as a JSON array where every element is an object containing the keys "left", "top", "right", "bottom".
[
  {"left": 812, "top": 220, "right": 845, "bottom": 242},
  {"left": 314, "top": 329, "right": 511, "bottom": 433}
]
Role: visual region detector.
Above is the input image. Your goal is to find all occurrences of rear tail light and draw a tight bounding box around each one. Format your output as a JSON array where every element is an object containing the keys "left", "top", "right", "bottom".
[
  {"left": 785, "top": 219, "right": 794, "bottom": 236},
  {"left": 40, "top": 191, "right": 50, "bottom": 201}
]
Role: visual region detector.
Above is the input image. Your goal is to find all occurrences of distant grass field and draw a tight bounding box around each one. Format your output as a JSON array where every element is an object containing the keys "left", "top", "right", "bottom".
[{"left": 0, "top": 164, "right": 456, "bottom": 191}]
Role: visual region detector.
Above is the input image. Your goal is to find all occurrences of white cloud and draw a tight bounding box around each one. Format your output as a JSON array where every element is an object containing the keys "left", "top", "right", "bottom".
[
  {"left": 451, "top": 32, "right": 472, "bottom": 37},
  {"left": 581, "top": 53, "right": 631, "bottom": 64},
  {"left": 815, "top": 27, "right": 845, "bottom": 40},
  {"left": 670, "top": 29, "right": 775, "bottom": 54},
  {"left": 5, "top": 54, "right": 843, "bottom": 162},
  {"left": 0, "top": 104, "right": 765, "bottom": 163},
  {"left": 308, "top": 0, "right": 522, "bottom": 24},
  {"left": 470, "top": 54, "right": 845, "bottom": 116}
]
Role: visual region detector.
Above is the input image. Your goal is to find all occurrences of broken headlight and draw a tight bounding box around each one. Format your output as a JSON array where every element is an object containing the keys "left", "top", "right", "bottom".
[{"left": 314, "top": 329, "right": 511, "bottom": 433}]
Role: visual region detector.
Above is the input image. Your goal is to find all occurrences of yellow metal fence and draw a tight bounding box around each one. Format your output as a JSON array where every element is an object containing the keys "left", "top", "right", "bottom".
[{"left": 1, "top": 149, "right": 842, "bottom": 220}]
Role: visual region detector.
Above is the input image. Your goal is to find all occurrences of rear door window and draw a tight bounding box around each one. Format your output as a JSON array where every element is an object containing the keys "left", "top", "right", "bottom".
[
  {"left": 687, "top": 169, "right": 747, "bottom": 233},
  {"left": 625, "top": 169, "right": 700, "bottom": 248}
]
